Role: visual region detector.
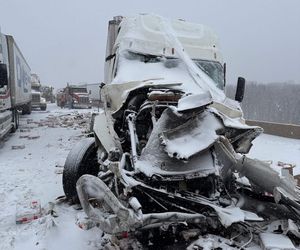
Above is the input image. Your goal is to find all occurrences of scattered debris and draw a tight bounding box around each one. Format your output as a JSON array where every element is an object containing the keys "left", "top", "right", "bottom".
[
  {"left": 55, "top": 168, "right": 63, "bottom": 174},
  {"left": 55, "top": 163, "right": 64, "bottom": 168},
  {"left": 16, "top": 200, "right": 42, "bottom": 224},
  {"left": 20, "top": 129, "right": 31, "bottom": 133},
  {"left": 43, "top": 202, "right": 58, "bottom": 218},
  {"left": 76, "top": 213, "right": 97, "bottom": 230},
  {"left": 19, "top": 135, "right": 29, "bottom": 139},
  {"left": 34, "top": 112, "right": 93, "bottom": 133},
  {"left": 11, "top": 145, "right": 25, "bottom": 150},
  {"left": 187, "top": 234, "right": 240, "bottom": 250},
  {"left": 278, "top": 161, "right": 296, "bottom": 175},
  {"left": 28, "top": 135, "right": 40, "bottom": 140}
]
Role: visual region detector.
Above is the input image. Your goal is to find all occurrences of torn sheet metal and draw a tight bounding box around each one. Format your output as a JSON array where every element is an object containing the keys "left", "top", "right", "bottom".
[
  {"left": 214, "top": 137, "right": 300, "bottom": 213},
  {"left": 136, "top": 108, "right": 217, "bottom": 177},
  {"left": 160, "top": 110, "right": 222, "bottom": 160},
  {"left": 177, "top": 92, "right": 212, "bottom": 111},
  {"left": 207, "top": 205, "right": 263, "bottom": 228}
]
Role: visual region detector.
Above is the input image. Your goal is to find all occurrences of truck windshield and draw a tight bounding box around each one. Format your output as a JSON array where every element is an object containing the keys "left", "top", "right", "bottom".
[
  {"left": 32, "top": 86, "right": 40, "bottom": 92},
  {"left": 193, "top": 60, "right": 224, "bottom": 90},
  {"left": 120, "top": 51, "right": 224, "bottom": 90},
  {"left": 70, "top": 88, "right": 87, "bottom": 93}
]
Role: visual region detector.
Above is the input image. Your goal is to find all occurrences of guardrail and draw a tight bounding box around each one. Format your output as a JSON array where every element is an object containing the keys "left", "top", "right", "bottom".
[{"left": 246, "top": 120, "right": 300, "bottom": 139}]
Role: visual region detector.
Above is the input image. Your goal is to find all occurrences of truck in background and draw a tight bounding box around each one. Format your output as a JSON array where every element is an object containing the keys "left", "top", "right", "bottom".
[
  {"left": 30, "top": 73, "right": 47, "bottom": 111},
  {"left": 0, "top": 32, "right": 31, "bottom": 139},
  {"left": 56, "top": 84, "right": 92, "bottom": 109},
  {"left": 41, "top": 85, "right": 55, "bottom": 103}
]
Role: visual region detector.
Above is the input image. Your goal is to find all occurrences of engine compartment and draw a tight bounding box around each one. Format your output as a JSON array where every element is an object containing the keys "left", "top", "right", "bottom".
[{"left": 74, "top": 86, "right": 300, "bottom": 249}]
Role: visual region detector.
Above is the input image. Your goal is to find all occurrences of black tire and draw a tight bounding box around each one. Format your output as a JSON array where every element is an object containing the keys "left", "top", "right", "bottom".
[
  {"left": 21, "top": 105, "right": 27, "bottom": 115},
  {"left": 11, "top": 109, "right": 19, "bottom": 133},
  {"left": 41, "top": 106, "right": 47, "bottom": 111},
  {"left": 21, "top": 103, "right": 32, "bottom": 115},
  {"left": 62, "top": 138, "right": 99, "bottom": 203},
  {"left": 27, "top": 103, "right": 32, "bottom": 114}
]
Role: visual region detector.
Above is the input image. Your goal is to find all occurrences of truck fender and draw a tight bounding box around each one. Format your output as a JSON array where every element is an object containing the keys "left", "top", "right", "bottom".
[{"left": 93, "top": 111, "right": 122, "bottom": 153}]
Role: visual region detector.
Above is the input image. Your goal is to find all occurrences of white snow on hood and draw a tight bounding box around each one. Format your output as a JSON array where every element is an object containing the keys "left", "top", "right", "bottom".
[{"left": 112, "top": 50, "right": 203, "bottom": 95}]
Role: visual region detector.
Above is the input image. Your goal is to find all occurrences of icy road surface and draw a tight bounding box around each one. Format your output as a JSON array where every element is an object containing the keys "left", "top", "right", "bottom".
[
  {"left": 0, "top": 104, "right": 103, "bottom": 250},
  {"left": 250, "top": 133, "right": 300, "bottom": 175},
  {"left": 0, "top": 103, "right": 299, "bottom": 250}
]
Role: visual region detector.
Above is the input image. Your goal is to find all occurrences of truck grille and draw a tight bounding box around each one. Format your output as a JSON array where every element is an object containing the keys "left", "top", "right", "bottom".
[
  {"left": 79, "top": 96, "right": 89, "bottom": 104},
  {"left": 32, "top": 94, "right": 40, "bottom": 103}
]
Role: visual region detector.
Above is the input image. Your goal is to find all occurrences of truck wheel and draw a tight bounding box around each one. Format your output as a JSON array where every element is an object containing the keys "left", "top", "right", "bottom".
[
  {"left": 11, "top": 109, "right": 19, "bottom": 133},
  {"left": 21, "top": 103, "right": 32, "bottom": 115},
  {"left": 63, "top": 138, "right": 99, "bottom": 203},
  {"left": 21, "top": 105, "right": 27, "bottom": 115},
  {"left": 41, "top": 106, "right": 47, "bottom": 111},
  {"left": 27, "top": 103, "right": 32, "bottom": 114}
]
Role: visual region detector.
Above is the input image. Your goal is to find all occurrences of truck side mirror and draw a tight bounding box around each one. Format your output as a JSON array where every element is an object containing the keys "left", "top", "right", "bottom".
[
  {"left": 235, "top": 77, "right": 245, "bottom": 102},
  {"left": 223, "top": 63, "right": 226, "bottom": 87},
  {"left": 0, "top": 63, "right": 8, "bottom": 88}
]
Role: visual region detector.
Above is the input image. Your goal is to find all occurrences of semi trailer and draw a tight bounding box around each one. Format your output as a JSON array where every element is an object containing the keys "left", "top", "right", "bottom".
[
  {"left": 63, "top": 15, "right": 300, "bottom": 248},
  {"left": 0, "top": 32, "right": 31, "bottom": 139}
]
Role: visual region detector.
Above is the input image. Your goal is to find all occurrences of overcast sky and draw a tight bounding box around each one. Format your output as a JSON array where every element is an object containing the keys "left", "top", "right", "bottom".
[{"left": 0, "top": 0, "right": 299, "bottom": 89}]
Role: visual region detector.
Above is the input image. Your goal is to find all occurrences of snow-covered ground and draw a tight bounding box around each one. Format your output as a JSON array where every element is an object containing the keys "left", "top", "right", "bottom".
[
  {"left": 0, "top": 103, "right": 299, "bottom": 250},
  {"left": 250, "top": 133, "right": 300, "bottom": 175},
  {"left": 0, "top": 104, "right": 103, "bottom": 250}
]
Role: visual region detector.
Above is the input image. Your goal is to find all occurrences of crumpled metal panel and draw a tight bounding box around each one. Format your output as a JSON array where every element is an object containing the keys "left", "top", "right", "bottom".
[{"left": 136, "top": 108, "right": 217, "bottom": 178}]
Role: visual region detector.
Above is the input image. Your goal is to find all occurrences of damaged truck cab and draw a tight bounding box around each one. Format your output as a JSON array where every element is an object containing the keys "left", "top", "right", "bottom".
[{"left": 63, "top": 14, "right": 300, "bottom": 248}]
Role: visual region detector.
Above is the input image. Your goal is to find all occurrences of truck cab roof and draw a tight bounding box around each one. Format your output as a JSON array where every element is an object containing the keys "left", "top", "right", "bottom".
[{"left": 115, "top": 14, "right": 223, "bottom": 64}]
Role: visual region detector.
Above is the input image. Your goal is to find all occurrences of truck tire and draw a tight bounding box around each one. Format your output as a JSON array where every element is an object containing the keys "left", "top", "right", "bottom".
[
  {"left": 21, "top": 103, "right": 32, "bottom": 115},
  {"left": 27, "top": 103, "right": 32, "bottom": 114},
  {"left": 11, "top": 109, "right": 19, "bottom": 133},
  {"left": 21, "top": 105, "right": 27, "bottom": 115},
  {"left": 62, "top": 138, "right": 99, "bottom": 203},
  {"left": 41, "top": 105, "right": 47, "bottom": 111}
]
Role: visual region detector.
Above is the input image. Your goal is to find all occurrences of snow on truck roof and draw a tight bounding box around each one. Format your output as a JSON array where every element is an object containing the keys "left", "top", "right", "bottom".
[
  {"left": 116, "top": 14, "right": 223, "bottom": 63},
  {"left": 110, "top": 14, "right": 227, "bottom": 105}
]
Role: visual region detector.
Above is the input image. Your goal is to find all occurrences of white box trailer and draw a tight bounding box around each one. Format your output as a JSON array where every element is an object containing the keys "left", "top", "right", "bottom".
[
  {"left": 0, "top": 32, "right": 31, "bottom": 139},
  {"left": 7, "top": 35, "right": 31, "bottom": 109}
]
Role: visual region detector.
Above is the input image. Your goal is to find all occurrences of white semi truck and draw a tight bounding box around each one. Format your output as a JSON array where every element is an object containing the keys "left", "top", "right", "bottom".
[
  {"left": 63, "top": 15, "right": 300, "bottom": 248},
  {"left": 0, "top": 32, "right": 31, "bottom": 139},
  {"left": 31, "top": 73, "right": 47, "bottom": 111}
]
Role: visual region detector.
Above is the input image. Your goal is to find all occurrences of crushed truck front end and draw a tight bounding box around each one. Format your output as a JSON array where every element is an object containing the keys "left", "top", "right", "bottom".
[{"left": 63, "top": 14, "right": 300, "bottom": 249}]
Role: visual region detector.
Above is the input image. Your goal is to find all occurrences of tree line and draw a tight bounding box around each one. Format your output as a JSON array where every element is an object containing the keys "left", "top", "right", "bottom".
[{"left": 225, "top": 81, "right": 300, "bottom": 125}]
